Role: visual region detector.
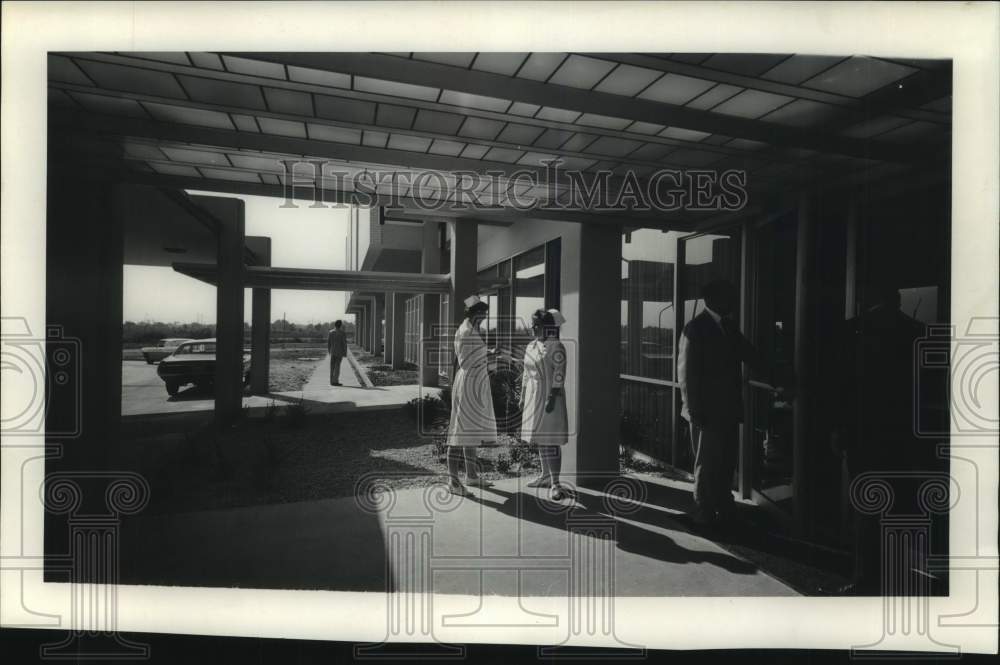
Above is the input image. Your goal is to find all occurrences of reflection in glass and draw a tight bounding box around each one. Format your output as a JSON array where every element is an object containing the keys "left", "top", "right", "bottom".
[
  {"left": 620, "top": 230, "right": 682, "bottom": 381},
  {"left": 513, "top": 245, "right": 545, "bottom": 348},
  {"left": 680, "top": 229, "right": 741, "bottom": 329}
]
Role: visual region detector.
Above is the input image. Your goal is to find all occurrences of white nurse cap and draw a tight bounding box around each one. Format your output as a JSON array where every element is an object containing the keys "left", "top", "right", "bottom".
[
  {"left": 463, "top": 295, "right": 482, "bottom": 308},
  {"left": 547, "top": 309, "right": 566, "bottom": 326}
]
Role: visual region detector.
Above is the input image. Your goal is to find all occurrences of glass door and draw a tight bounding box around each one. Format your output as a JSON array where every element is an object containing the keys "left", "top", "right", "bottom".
[
  {"left": 746, "top": 213, "right": 797, "bottom": 515},
  {"left": 676, "top": 227, "right": 743, "bottom": 476}
]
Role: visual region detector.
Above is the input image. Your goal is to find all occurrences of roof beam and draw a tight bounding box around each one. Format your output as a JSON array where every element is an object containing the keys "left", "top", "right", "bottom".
[
  {"left": 103, "top": 163, "right": 697, "bottom": 232},
  {"left": 62, "top": 52, "right": 787, "bottom": 165},
  {"left": 173, "top": 262, "right": 453, "bottom": 293},
  {"left": 235, "top": 52, "right": 929, "bottom": 163},
  {"left": 587, "top": 53, "right": 950, "bottom": 125},
  {"left": 50, "top": 79, "right": 750, "bottom": 174}
]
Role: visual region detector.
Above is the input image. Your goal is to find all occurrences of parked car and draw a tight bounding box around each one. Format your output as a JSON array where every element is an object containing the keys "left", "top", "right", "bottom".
[
  {"left": 156, "top": 338, "right": 251, "bottom": 396},
  {"left": 141, "top": 338, "right": 193, "bottom": 364}
]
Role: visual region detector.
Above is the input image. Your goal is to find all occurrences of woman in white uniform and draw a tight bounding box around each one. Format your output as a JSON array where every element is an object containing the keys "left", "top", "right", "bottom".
[
  {"left": 446, "top": 295, "right": 497, "bottom": 496},
  {"left": 519, "top": 309, "right": 569, "bottom": 500}
]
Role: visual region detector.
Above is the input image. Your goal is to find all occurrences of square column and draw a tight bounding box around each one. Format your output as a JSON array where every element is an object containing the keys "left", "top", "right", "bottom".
[
  {"left": 420, "top": 221, "right": 441, "bottom": 387},
  {"left": 373, "top": 294, "right": 385, "bottom": 356},
  {"left": 570, "top": 224, "right": 621, "bottom": 482},
  {"left": 388, "top": 292, "right": 407, "bottom": 369},
  {"left": 448, "top": 220, "right": 478, "bottom": 325},
  {"left": 248, "top": 237, "right": 271, "bottom": 395},
  {"left": 359, "top": 301, "right": 370, "bottom": 352},
  {"left": 193, "top": 195, "right": 246, "bottom": 425}
]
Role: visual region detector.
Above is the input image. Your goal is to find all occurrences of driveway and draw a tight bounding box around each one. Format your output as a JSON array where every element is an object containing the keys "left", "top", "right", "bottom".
[{"left": 121, "top": 358, "right": 433, "bottom": 418}]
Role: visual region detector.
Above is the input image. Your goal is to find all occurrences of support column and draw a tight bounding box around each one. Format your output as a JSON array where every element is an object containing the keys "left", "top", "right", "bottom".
[
  {"left": 383, "top": 292, "right": 395, "bottom": 362},
  {"left": 388, "top": 292, "right": 407, "bottom": 369},
  {"left": 793, "top": 193, "right": 814, "bottom": 534},
  {"left": 571, "top": 224, "right": 621, "bottom": 483},
  {"left": 358, "top": 305, "right": 367, "bottom": 351},
  {"left": 373, "top": 294, "right": 385, "bottom": 356},
  {"left": 420, "top": 221, "right": 441, "bottom": 387},
  {"left": 196, "top": 195, "right": 246, "bottom": 425},
  {"left": 47, "top": 178, "right": 123, "bottom": 469},
  {"left": 249, "top": 237, "right": 271, "bottom": 395},
  {"left": 448, "top": 220, "right": 478, "bottom": 326}
]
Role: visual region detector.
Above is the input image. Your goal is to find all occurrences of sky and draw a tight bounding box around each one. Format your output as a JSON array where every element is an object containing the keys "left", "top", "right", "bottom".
[{"left": 123, "top": 192, "right": 353, "bottom": 325}]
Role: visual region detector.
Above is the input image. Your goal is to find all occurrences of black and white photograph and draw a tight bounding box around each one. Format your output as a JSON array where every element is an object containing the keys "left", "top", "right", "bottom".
[{"left": 2, "top": 1, "right": 997, "bottom": 661}]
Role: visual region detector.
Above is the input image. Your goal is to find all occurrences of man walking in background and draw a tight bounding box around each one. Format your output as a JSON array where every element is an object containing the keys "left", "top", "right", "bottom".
[{"left": 327, "top": 320, "right": 348, "bottom": 386}]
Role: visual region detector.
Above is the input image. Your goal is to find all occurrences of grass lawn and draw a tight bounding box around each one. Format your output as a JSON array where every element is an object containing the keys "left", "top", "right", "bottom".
[
  {"left": 120, "top": 343, "right": 326, "bottom": 392},
  {"left": 117, "top": 407, "right": 539, "bottom": 516},
  {"left": 350, "top": 344, "right": 419, "bottom": 386},
  {"left": 268, "top": 344, "right": 326, "bottom": 391}
]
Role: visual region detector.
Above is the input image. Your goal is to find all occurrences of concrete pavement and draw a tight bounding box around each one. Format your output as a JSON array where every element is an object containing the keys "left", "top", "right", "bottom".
[
  {"left": 121, "top": 357, "right": 434, "bottom": 420},
  {"left": 119, "top": 476, "right": 796, "bottom": 597}
]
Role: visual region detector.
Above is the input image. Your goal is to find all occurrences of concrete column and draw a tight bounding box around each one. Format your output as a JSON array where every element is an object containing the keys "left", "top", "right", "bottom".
[
  {"left": 793, "top": 193, "right": 813, "bottom": 534},
  {"left": 420, "top": 221, "right": 442, "bottom": 387},
  {"left": 388, "top": 292, "right": 407, "bottom": 369},
  {"left": 448, "top": 220, "right": 478, "bottom": 326},
  {"left": 571, "top": 224, "right": 622, "bottom": 483},
  {"left": 357, "top": 303, "right": 367, "bottom": 352},
  {"left": 195, "top": 195, "right": 246, "bottom": 425},
  {"left": 46, "top": 179, "right": 123, "bottom": 470},
  {"left": 248, "top": 237, "right": 271, "bottom": 395},
  {"left": 373, "top": 295, "right": 385, "bottom": 356},
  {"left": 383, "top": 292, "right": 394, "bottom": 362}
]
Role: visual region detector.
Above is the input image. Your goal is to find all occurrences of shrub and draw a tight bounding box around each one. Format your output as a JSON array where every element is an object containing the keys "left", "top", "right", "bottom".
[
  {"left": 489, "top": 365, "right": 522, "bottom": 433},
  {"left": 281, "top": 396, "right": 310, "bottom": 429},
  {"left": 495, "top": 452, "right": 511, "bottom": 474},
  {"left": 508, "top": 441, "right": 537, "bottom": 469}
]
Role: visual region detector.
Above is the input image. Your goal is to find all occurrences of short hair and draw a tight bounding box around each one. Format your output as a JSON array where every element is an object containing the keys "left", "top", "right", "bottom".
[
  {"left": 334, "top": 320, "right": 342, "bottom": 328},
  {"left": 531, "top": 309, "right": 555, "bottom": 328},
  {"left": 702, "top": 280, "right": 736, "bottom": 311},
  {"left": 464, "top": 301, "right": 489, "bottom": 319}
]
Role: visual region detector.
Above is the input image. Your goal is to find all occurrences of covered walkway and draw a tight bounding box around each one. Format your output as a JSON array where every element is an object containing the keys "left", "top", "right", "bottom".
[{"left": 118, "top": 475, "right": 800, "bottom": 596}]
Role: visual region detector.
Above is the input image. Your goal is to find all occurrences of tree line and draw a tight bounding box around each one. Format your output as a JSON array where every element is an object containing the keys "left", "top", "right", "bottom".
[{"left": 122, "top": 319, "right": 356, "bottom": 345}]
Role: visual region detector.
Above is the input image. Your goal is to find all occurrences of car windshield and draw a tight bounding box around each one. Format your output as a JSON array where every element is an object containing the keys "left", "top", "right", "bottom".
[{"left": 177, "top": 343, "right": 215, "bottom": 354}]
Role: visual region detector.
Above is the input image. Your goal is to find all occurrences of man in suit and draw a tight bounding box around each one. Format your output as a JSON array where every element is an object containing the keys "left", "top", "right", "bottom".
[
  {"left": 678, "top": 280, "right": 765, "bottom": 526},
  {"left": 827, "top": 284, "right": 931, "bottom": 595},
  {"left": 327, "top": 320, "right": 348, "bottom": 386}
]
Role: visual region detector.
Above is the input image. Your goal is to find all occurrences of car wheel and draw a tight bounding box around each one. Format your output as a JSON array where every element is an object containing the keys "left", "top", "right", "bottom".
[{"left": 165, "top": 380, "right": 180, "bottom": 396}]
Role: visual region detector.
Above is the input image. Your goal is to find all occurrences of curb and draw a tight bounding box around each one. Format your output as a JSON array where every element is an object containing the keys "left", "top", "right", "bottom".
[{"left": 346, "top": 346, "right": 375, "bottom": 388}]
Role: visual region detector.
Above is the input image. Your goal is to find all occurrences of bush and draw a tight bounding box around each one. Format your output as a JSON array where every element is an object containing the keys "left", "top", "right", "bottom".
[
  {"left": 489, "top": 364, "right": 522, "bottom": 433},
  {"left": 281, "top": 396, "right": 311, "bottom": 429},
  {"left": 495, "top": 452, "right": 511, "bottom": 474},
  {"left": 508, "top": 441, "right": 537, "bottom": 469}
]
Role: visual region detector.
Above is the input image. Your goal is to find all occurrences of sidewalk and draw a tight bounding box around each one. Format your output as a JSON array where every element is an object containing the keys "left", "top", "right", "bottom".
[
  {"left": 122, "top": 353, "right": 436, "bottom": 424},
  {"left": 119, "top": 476, "right": 797, "bottom": 597}
]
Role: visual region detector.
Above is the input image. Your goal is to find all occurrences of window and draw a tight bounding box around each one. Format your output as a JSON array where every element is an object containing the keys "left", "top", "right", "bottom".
[
  {"left": 620, "top": 230, "right": 683, "bottom": 381},
  {"left": 513, "top": 245, "right": 546, "bottom": 343},
  {"left": 474, "top": 240, "right": 559, "bottom": 359},
  {"left": 680, "top": 228, "right": 742, "bottom": 328},
  {"left": 404, "top": 295, "right": 421, "bottom": 364}
]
